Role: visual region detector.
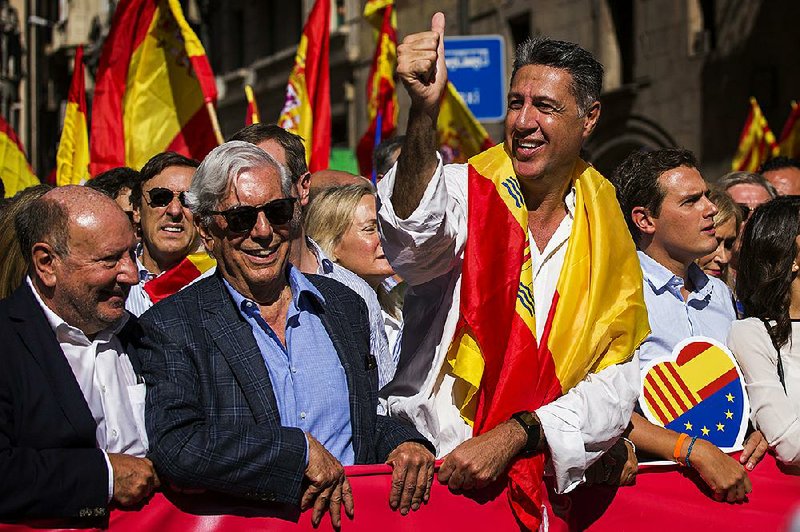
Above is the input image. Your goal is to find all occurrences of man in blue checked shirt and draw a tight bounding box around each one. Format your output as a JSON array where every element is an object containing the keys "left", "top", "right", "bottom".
[{"left": 139, "top": 141, "right": 434, "bottom": 529}]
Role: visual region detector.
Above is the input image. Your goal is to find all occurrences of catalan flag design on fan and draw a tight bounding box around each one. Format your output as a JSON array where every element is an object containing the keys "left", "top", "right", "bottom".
[{"left": 640, "top": 337, "right": 749, "bottom": 451}]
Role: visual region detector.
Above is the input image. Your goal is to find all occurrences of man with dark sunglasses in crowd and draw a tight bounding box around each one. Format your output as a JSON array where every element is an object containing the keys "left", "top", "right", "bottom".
[
  {"left": 139, "top": 141, "right": 435, "bottom": 529},
  {"left": 126, "top": 152, "right": 213, "bottom": 316}
]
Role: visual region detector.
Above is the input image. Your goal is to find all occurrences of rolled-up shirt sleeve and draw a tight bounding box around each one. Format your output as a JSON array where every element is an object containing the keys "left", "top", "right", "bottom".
[
  {"left": 377, "top": 155, "right": 468, "bottom": 287},
  {"left": 535, "top": 353, "right": 641, "bottom": 493}
]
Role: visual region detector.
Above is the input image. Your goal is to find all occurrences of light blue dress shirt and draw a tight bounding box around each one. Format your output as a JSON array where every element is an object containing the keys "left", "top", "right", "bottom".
[
  {"left": 223, "top": 266, "right": 355, "bottom": 465},
  {"left": 638, "top": 251, "right": 736, "bottom": 367}
]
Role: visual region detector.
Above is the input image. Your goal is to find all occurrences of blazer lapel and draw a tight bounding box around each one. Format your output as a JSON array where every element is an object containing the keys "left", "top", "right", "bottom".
[
  {"left": 200, "top": 276, "right": 279, "bottom": 424},
  {"left": 8, "top": 284, "right": 97, "bottom": 439}
]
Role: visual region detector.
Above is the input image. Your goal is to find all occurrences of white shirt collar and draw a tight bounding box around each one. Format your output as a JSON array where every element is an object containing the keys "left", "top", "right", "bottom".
[{"left": 26, "top": 276, "right": 129, "bottom": 344}]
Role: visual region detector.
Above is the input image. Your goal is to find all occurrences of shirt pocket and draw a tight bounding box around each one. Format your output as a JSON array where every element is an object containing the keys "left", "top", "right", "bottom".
[{"left": 127, "top": 382, "right": 149, "bottom": 451}]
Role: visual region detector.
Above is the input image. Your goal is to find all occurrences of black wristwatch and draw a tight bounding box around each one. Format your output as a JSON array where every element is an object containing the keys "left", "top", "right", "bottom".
[{"left": 511, "top": 410, "right": 541, "bottom": 455}]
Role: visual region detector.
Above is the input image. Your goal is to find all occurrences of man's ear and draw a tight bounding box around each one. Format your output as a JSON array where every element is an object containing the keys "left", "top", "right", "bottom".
[
  {"left": 196, "top": 220, "right": 216, "bottom": 255},
  {"left": 31, "top": 243, "right": 58, "bottom": 288},
  {"left": 631, "top": 206, "right": 656, "bottom": 236},
  {"left": 296, "top": 172, "right": 312, "bottom": 207},
  {"left": 581, "top": 101, "right": 601, "bottom": 139}
]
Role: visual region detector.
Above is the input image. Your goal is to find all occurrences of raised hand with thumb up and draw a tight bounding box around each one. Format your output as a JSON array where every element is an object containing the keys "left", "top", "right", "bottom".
[{"left": 397, "top": 12, "right": 447, "bottom": 118}]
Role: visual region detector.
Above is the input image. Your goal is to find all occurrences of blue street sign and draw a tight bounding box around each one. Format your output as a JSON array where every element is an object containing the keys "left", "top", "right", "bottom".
[{"left": 444, "top": 35, "right": 506, "bottom": 121}]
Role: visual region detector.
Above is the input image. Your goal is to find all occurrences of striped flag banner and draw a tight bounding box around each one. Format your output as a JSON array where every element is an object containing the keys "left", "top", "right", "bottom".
[
  {"left": 56, "top": 45, "right": 90, "bottom": 186},
  {"left": 0, "top": 115, "right": 38, "bottom": 197},
  {"left": 731, "top": 97, "right": 779, "bottom": 171},
  {"left": 90, "top": 0, "right": 219, "bottom": 174}
]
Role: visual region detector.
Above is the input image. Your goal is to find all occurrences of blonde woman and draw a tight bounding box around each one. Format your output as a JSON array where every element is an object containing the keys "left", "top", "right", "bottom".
[
  {"left": 696, "top": 186, "right": 743, "bottom": 286},
  {"left": 305, "top": 183, "right": 404, "bottom": 359}
]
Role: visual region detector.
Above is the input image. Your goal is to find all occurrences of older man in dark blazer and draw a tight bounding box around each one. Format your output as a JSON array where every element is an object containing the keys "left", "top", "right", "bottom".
[
  {"left": 140, "top": 141, "right": 435, "bottom": 529},
  {"left": 0, "top": 187, "right": 158, "bottom": 520}
]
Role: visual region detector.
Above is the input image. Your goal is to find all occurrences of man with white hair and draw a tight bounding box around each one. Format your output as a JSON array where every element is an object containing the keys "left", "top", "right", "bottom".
[{"left": 140, "top": 141, "right": 435, "bottom": 528}]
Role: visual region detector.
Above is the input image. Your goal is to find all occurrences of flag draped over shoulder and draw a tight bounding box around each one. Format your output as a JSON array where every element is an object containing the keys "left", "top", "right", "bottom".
[
  {"left": 143, "top": 250, "right": 215, "bottom": 304},
  {"left": 446, "top": 144, "right": 650, "bottom": 530},
  {"left": 437, "top": 81, "right": 495, "bottom": 164},
  {"left": 732, "top": 97, "right": 779, "bottom": 171},
  {"left": 244, "top": 84, "right": 260, "bottom": 126},
  {"left": 779, "top": 101, "right": 800, "bottom": 158},
  {"left": 356, "top": 0, "right": 397, "bottom": 178},
  {"left": 56, "top": 45, "right": 90, "bottom": 186},
  {"left": 90, "top": 0, "right": 219, "bottom": 174},
  {"left": 0, "top": 116, "right": 38, "bottom": 197},
  {"left": 278, "top": 0, "right": 330, "bottom": 173}
]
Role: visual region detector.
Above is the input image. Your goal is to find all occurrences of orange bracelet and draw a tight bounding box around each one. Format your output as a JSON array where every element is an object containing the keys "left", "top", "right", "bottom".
[{"left": 673, "top": 433, "right": 689, "bottom": 464}]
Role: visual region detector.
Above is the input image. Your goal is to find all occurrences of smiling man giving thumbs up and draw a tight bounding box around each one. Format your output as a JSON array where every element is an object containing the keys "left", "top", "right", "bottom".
[{"left": 377, "top": 11, "right": 651, "bottom": 529}]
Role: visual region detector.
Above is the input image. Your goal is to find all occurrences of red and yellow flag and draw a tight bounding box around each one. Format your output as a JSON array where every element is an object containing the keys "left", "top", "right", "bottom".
[
  {"left": 244, "top": 84, "right": 260, "bottom": 126},
  {"left": 56, "top": 45, "right": 90, "bottom": 186},
  {"left": 143, "top": 250, "right": 215, "bottom": 304},
  {"left": 732, "top": 97, "right": 779, "bottom": 171},
  {"left": 0, "top": 116, "right": 38, "bottom": 197},
  {"left": 779, "top": 101, "right": 800, "bottom": 158},
  {"left": 356, "top": 0, "right": 397, "bottom": 178},
  {"left": 448, "top": 144, "right": 649, "bottom": 530},
  {"left": 438, "top": 82, "right": 495, "bottom": 164},
  {"left": 90, "top": 0, "right": 219, "bottom": 175},
  {"left": 278, "top": 0, "right": 331, "bottom": 173}
]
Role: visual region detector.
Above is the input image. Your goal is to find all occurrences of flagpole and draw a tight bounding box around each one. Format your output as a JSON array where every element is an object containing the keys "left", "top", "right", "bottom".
[{"left": 205, "top": 101, "right": 224, "bottom": 145}]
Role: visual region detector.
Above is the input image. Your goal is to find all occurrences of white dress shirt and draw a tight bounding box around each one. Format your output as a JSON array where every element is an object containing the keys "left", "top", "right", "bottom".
[
  {"left": 377, "top": 156, "right": 640, "bottom": 493},
  {"left": 728, "top": 318, "right": 800, "bottom": 465},
  {"left": 28, "top": 277, "right": 148, "bottom": 500}
]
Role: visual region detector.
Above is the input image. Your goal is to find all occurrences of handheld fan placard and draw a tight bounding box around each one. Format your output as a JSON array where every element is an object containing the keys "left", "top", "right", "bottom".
[{"left": 639, "top": 337, "right": 749, "bottom": 452}]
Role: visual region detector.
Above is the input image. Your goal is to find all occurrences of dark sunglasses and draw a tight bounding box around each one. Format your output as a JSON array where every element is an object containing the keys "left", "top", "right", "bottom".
[
  {"left": 209, "top": 197, "right": 297, "bottom": 233},
  {"left": 146, "top": 187, "right": 188, "bottom": 208}
]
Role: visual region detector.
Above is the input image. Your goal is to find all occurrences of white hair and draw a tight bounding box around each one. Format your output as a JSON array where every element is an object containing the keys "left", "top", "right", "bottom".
[{"left": 185, "top": 140, "right": 290, "bottom": 226}]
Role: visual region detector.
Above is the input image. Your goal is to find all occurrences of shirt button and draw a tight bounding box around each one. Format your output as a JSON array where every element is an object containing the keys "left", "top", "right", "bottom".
[
  {"left": 291, "top": 367, "right": 297, "bottom": 374},
  {"left": 101, "top": 385, "right": 107, "bottom": 394},
  {"left": 300, "top": 412, "right": 307, "bottom": 420},
  {"left": 110, "top": 429, "right": 118, "bottom": 438}
]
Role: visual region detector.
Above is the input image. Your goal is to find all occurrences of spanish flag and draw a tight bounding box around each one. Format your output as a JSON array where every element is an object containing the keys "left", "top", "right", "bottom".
[
  {"left": 56, "top": 45, "right": 90, "bottom": 186},
  {"left": 0, "top": 116, "right": 38, "bottom": 197},
  {"left": 356, "top": 0, "right": 397, "bottom": 178},
  {"left": 447, "top": 144, "right": 649, "bottom": 530},
  {"left": 732, "top": 97, "right": 779, "bottom": 171},
  {"left": 143, "top": 250, "right": 216, "bottom": 304},
  {"left": 278, "top": 0, "right": 330, "bottom": 173},
  {"left": 438, "top": 81, "right": 495, "bottom": 164},
  {"left": 244, "top": 84, "right": 260, "bottom": 126},
  {"left": 779, "top": 101, "right": 800, "bottom": 158},
  {"left": 90, "top": 0, "right": 219, "bottom": 175}
]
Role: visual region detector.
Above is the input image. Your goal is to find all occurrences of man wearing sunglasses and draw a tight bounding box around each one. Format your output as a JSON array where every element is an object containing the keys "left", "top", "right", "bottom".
[
  {"left": 126, "top": 152, "right": 212, "bottom": 316},
  {"left": 230, "top": 124, "right": 396, "bottom": 389},
  {"left": 139, "top": 142, "right": 435, "bottom": 528}
]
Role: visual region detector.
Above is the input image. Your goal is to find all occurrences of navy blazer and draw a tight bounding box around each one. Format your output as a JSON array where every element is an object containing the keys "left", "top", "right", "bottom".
[
  {"left": 0, "top": 282, "right": 143, "bottom": 520},
  {"left": 139, "top": 272, "right": 430, "bottom": 505}
]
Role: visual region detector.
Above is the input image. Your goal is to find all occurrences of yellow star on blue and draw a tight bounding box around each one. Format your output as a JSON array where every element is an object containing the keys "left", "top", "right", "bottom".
[
  {"left": 684, "top": 421, "right": 693, "bottom": 431},
  {"left": 701, "top": 426, "right": 710, "bottom": 436},
  {"left": 725, "top": 410, "right": 734, "bottom": 419},
  {"left": 716, "top": 422, "right": 725, "bottom": 432},
  {"left": 726, "top": 393, "right": 735, "bottom": 402}
]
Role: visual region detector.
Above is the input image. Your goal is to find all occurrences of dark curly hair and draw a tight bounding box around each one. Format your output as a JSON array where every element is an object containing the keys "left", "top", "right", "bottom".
[{"left": 737, "top": 196, "right": 800, "bottom": 351}]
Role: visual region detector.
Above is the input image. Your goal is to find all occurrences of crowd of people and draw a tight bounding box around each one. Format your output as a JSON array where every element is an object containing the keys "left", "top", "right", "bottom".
[{"left": 1, "top": 11, "right": 799, "bottom": 530}]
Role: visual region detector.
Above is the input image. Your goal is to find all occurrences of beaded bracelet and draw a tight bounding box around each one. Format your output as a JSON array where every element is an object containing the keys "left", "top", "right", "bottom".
[{"left": 685, "top": 436, "right": 699, "bottom": 469}]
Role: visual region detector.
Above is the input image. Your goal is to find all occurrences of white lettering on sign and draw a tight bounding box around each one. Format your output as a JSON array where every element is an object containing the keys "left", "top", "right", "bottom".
[
  {"left": 445, "top": 48, "right": 490, "bottom": 71},
  {"left": 459, "top": 90, "right": 480, "bottom": 105}
]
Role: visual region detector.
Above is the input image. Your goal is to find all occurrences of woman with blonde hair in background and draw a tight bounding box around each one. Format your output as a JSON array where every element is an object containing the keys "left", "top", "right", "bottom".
[
  {"left": 0, "top": 184, "right": 52, "bottom": 299},
  {"left": 696, "top": 186, "right": 743, "bottom": 289},
  {"left": 305, "top": 182, "right": 405, "bottom": 363}
]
